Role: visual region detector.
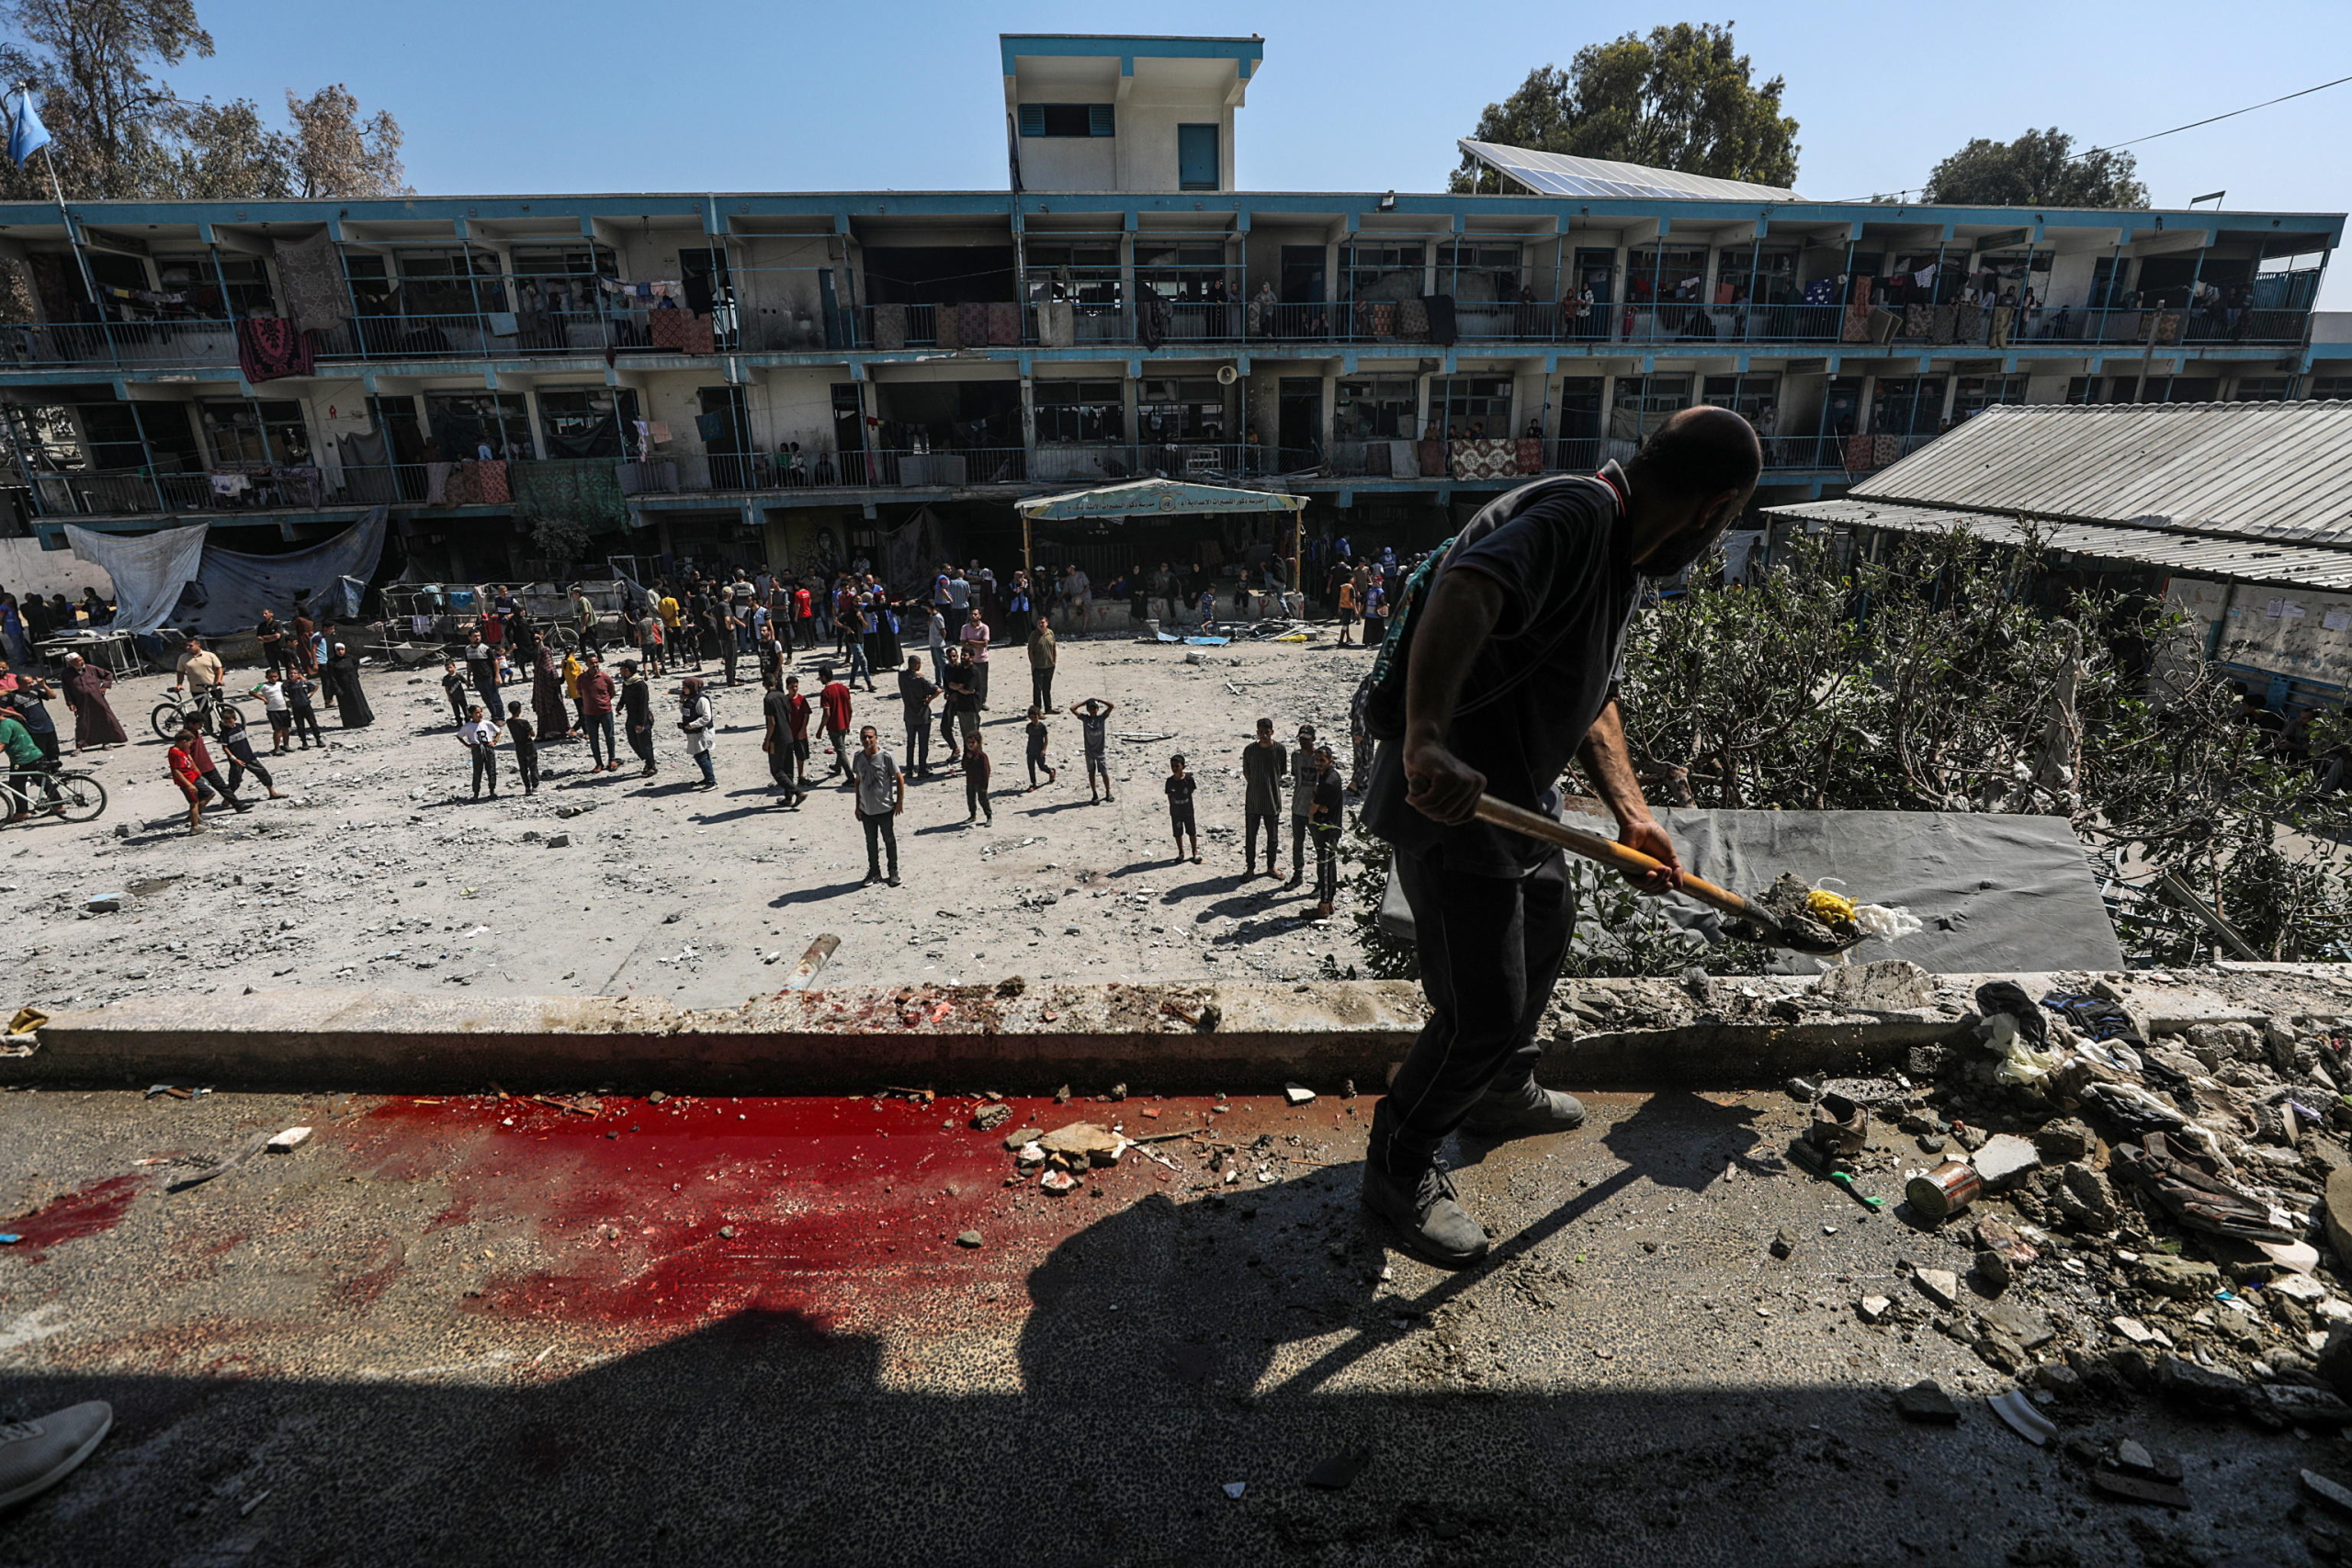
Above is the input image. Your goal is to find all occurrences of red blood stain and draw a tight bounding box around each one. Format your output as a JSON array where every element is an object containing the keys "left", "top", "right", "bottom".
[
  {"left": 352, "top": 1092, "right": 1270, "bottom": 1342},
  {"left": 3, "top": 1173, "right": 148, "bottom": 1261}
]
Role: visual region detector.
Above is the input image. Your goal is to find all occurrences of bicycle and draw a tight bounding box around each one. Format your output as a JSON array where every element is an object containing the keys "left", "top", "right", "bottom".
[
  {"left": 151, "top": 686, "right": 244, "bottom": 741},
  {"left": 1, "top": 764, "right": 106, "bottom": 825}
]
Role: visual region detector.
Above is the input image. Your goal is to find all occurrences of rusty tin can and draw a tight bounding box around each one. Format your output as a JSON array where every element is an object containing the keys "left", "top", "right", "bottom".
[{"left": 1905, "top": 1160, "right": 1984, "bottom": 1221}]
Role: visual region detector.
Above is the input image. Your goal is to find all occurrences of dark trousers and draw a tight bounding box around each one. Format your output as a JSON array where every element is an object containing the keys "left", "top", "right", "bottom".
[
  {"left": 973, "top": 662, "right": 989, "bottom": 708},
  {"left": 826, "top": 728, "right": 851, "bottom": 777},
  {"left": 966, "top": 776, "right": 991, "bottom": 821},
  {"left": 1291, "top": 815, "right": 1310, "bottom": 874},
  {"left": 627, "top": 723, "right": 655, "bottom": 769},
  {"left": 290, "top": 706, "right": 323, "bottom": 747},
  {"left": 473, "top": 672, "right": 500, "bottom": 715},
  {"left": 198, "top": 767, "right": 247, "bottom": 811},
  {"left": 1372, "top": 847, "right": 1575, "bottom": 1179},
  {"left": 1312, "top": 823, "right": 1340, "bottom": 904},
  {"left": 768, "top": 739, "right": 795, "bottom": 790},
  {"left": 583, "top": 713, "right": 616, "bottom": 767},
  {"left": 470, "top": 744, "right": 498, "bottom": 797},
  {"left": 1170, "top": 804, "right": 1195, "bottom": 844},
  {"left": 263, "top": 643, "right": 289, "bottom": 677},
  {"left": 905, "top": 720, "right": 932, "bottom": 775},
  {"left": 1031, "top": 670, "right": 1054, "bottom": 711},
  {"left": 1245, "top": 808, "right": 1279, "bottom": 869},
  {"left": 1028, "top": 749, "right": 1050, "bottom": 786},
  {"left": 859, "top": 808, "right": 899, "bottom": 877},
  {"left": 227, "top": 753, "right": 272, "bottom": 795},
  {"left": 514, "top": 740, "right": 539, "bottom": 793}
]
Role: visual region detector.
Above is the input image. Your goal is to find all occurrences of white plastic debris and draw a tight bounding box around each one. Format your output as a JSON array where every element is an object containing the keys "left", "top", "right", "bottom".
[
  {"left": 265, "top": 1126, "right": 312, "bottom": 1153},
  {"left": 1988, "top": 1389, "right": 2056, "bottom": 1447},
  {"left": 1849, "top": 902, "right": 1924, "bottom": 942}
]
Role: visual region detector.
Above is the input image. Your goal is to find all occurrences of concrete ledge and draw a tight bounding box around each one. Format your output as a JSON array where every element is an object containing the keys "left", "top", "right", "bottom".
[{"left": 12, "top": 965, "right": 2351, "bottom": 1094}]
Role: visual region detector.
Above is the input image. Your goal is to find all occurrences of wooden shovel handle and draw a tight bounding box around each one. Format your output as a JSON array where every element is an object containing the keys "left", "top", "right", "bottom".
[{"left": 1471, "top": 795, "right": 1766, "bottom": 927}]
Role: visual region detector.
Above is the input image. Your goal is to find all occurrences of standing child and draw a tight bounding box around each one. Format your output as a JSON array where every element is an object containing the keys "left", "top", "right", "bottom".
[
  {"left": 253, "top": 674, "right": 292, "bottom": 755},
  {"left": 505, "top": 700, "right": 540, "bottom": 795},
  {"left": 458, "top": 704, "right": 503, "bottom": 800},
  {"left": 1308, "top": 744, "right": 1343, "bottom": 919},
  {"left": 1071, "top": 695, "right": 1115, "bottom": 804},
  {"left": 284, "top": 669, "right": 324, "bottom": 750},
  {"left": 440, "top": 659, "right": 469, "bottom": 722},
  {"left": 1024, "top": 705, "right": 1056, "bottom": 791},
  {"left": 961, "top": 731, "right": 993, "bottom": 825},
  {"left": 1165, "top": 753, "right": 1201, "bottom": 863}
]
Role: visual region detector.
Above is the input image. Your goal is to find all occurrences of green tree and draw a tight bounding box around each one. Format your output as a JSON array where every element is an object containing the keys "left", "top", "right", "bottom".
[
  {"left": 0, "top": 1, "right": 409, "bottom": 201},
  {"left": 1451, "top": 22, "right": 1799, "bottom": 193},
  {"left": 1920, "top": 127, "right": 2148, "bottom": 209}
]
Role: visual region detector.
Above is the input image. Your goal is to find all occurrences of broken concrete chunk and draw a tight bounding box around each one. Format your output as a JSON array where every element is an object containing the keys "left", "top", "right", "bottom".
[
  {"left": 1980, "top": 1300, "right": 2055, "bottom": 1350},
  {"left": 1858, "top": 1295, "right": 1894, "bottom": 1324},
  {"left": 2305, "top": 1470, "right": 2352, "bottom": 1516},
  {"left": 1971, "top": 1134, "right": 2041, "bottom": 1188},
  {"left": 1895, "top": 1379, "right": 1960, "bottom": 1423},
  {"left": 955, "top": 1231, "right": 983, "bottom": 1248},
  {"left": 265, "top": 1126, "right": 312, "bottom": 1153},
  {"left": 85, "top": 892, "right": 127, "bottom": 914},
  {"left": 1037, "top": 1169, "right": 1080, "bottom": 1195},
  {"left": 1812, "top": 959, "right": 1935, "bottom": 1014},
  {"left": 2134, "top": 1253, "right": 2221, "bottom": 1300},
  {"left": 2055, "top": 1162, "right": 2121, "bottom": 1234},
  {"left": 1283, "top": 1083, "right": 1317, "bottom": 1106},
  {"left": 1002, "top": 1127, "right": 1046, "bottom": 1151},
  {"left": 1038, "top": 1122, "right": 1123, "bottom": 1167},
  {"left": 1914, "top": 1268, "right": 1962, "bottom": 1309},
  {"left": 970, "top": 1103, "right": 1012, "bottom": 1132},
  {"left": 1770, "top": 1228, "right": 1796, "bottom": 1260},
  {"left": 2032, "top": 1118, "right": 2093, "bottom": 1163}
]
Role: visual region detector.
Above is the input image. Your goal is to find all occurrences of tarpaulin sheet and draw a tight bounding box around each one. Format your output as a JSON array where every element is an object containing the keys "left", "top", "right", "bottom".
[
  {"left": 1381, "top": 808, "right": 2122, "bottom": 975},
  {"left": 66, "top": 522, "right": 208, "bottom": 634},
  {"left": 175, "top": 508, "right": 388, "bottom": 637},
  {"left": 66, "top": 510, "right": 388, "bottom": 637}
]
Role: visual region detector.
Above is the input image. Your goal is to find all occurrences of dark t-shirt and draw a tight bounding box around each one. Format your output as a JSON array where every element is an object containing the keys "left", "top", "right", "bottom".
[
  {"left": 944, "top": 666, "right": 978, "bottom": 710},
  {"left": 1165, "top": 773, "right": 1197, "bottom": 810},
  {"left": 899, "top": 670, "right": 938, "bottom": 717},
  {"left": 763, "top": 688, "right": 794, "bottom": 737},
  {"left": 1312, "top": 771, "right": 1343, "bottom": 825},
  {"left": 1361, "top": 466, "right": 1641, "bottom": 877}
]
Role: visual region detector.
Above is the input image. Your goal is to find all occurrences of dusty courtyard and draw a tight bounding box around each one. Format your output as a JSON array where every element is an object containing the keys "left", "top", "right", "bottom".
[{"left": 11, "top": 632, "right": 1381, "bottom": 1017}]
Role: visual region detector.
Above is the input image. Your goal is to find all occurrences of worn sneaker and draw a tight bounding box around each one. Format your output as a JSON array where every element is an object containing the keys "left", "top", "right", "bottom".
[
  {"left": 0, "top": 1401, "right": 112, "bottom": 1508},
  {"left": 1462, "top": 1079, "right": 1587, "bottom": 1137},
  {"left": 1362, "top": 1162, "right": 1489, "bottom": 1269}
]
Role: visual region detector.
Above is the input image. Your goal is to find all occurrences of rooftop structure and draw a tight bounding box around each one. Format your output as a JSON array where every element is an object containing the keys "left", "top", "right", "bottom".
[{"left": 0, "top": 32, "right": 2335, "bottom": 587}]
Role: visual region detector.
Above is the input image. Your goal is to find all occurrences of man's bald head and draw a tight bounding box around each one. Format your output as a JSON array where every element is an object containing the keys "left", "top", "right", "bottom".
[{"left": 1626, "top": 405, "right": 1762, "bottom": 503}]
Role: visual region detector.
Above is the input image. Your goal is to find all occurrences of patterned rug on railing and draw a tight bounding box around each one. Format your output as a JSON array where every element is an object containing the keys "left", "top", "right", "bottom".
[{"left": 1449, "top": 438, "right": 1520, "bottom": 481}]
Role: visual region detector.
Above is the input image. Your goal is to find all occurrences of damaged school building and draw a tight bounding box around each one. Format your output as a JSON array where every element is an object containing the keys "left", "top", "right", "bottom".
[
  {"left": 1769, "top": 400, "right": 2352, "bottom": 718},
  {"left": 0, "top": 31, "right": 2341, "bottom": 588}
]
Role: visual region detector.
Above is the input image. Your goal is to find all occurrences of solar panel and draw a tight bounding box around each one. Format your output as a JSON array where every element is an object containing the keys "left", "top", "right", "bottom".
[{"left": 1457, "top": 141, "right": 1803, "bottom": 204}]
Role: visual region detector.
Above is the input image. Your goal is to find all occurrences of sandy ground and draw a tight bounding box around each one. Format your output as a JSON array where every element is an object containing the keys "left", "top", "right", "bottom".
[{"left": 12, "top": 632, "right": 1380, "bottom": 1015}]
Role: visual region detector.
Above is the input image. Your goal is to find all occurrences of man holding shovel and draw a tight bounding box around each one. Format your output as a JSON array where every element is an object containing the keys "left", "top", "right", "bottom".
[{"left": 1358, "top": 405, "right": 1761, "bottom": 1267}]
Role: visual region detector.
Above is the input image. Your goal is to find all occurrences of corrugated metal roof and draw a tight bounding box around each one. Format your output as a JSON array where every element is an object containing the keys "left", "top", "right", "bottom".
[
  {"left": 1767, "top": 497, "right": 2352, "bottom": 591},
  {"left": 1849, "top": 402, "right": 2352, "bottom": 548},
  {"left": 1457, "top": 141, "right": 1804, "bottom": 203}
]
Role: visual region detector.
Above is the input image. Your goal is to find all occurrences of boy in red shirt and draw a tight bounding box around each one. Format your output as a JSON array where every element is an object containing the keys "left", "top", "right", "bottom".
[
  {"left": 819, "top": 664, "right": 854, "bottom": 781},
  {"left": 167, "top": 722, "right": 247, "bottom": 832}
]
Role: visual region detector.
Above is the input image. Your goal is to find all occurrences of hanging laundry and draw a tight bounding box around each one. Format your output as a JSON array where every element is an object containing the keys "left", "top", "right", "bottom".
[
  {"left": 986, "top": 301, "right": 1021, "bottom": 345},
  {"left": 872, "top": 303, "right": 907, "bottom": 351},
  {"left": 272, "top": 231, "right": 348, "bottom": 335},
  {"left": 933, "top": 302, "right": 963, "bottom": 350},
  {"left": 236, "top": 317, "right": 312, "bottom": 382},
  {"left": 209, "top": 472, "right": 252, "bottom": 497},
  {"left": 1396, "top": 298, "right": 1430, "bottom": 339},
  {"left": 1037, "top": 299, "right": 1074, "bottom": 348},
  {"left": 1802, "top": 277, "right": 1837, "bottom": 308}
]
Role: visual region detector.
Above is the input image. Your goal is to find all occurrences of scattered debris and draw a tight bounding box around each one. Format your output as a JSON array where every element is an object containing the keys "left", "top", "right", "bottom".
[
  {"left": 1283, "top": 1083, "right": 1317, "bottom": 1106},
  {"left": 955, "top": 1231, "right": 983, "bottom": 1249},
  {"left": 1221, "top": 1482, "right": 1247, "bottom": 1500},
  {"left": 1988, "top": 1389, "right": 2056, "bottom": 1447},
  {"left": 971, "top": 1103, "right": 1012, "bottom": 1133},
  {"left": 1038, "top": 1169, "right": 1080, "bottom": 1195},
  {"left": 1913, "top": 1267, "right": 1962, "bottom": 1309},
  {"left": 1895, "top": 1380, "right": 1960, "bottom": 1423},
  {"left": 265, "top": 1127, "right": 312, "bottom": 1153}
]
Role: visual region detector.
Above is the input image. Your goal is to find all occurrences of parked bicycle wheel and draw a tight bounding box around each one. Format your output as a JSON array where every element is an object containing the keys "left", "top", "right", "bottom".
[
  {"left": 150, "top": 701, "right": 186, "bottom": 740},
  {"left": 51, "top": 772, "right": 105, "bottom": 822}
]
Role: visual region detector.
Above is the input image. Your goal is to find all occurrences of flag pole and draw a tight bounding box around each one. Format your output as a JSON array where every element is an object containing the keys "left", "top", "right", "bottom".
[{"left": 13, "top": 85, "right": 102, "bottom": 334}]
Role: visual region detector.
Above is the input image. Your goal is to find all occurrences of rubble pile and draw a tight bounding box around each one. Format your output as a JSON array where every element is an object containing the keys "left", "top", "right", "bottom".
[{"left": 1785, "top": 967, "right": 2352, "bottom": 1473}]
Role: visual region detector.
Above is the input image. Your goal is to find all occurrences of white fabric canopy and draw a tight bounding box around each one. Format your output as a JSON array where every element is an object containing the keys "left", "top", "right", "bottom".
[{"left": 67, "top": 523, "right": 209, "bottom": 634}]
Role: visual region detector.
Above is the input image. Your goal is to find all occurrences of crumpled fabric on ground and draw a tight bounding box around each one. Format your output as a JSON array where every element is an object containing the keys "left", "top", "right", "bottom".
[
  {"left": 1976, "top": 1010, "right": 2064, "bottom": 1085},
  {"left": 2075, "top": 1078, "right": 2188, "bottom": 1134},
  {"left": 1976, "top": 981, "right": 2049, "bottom": 1048},
  {"left": 2112, "top": 1131, "right": 2297, "bottom": 1242},
  {"left": 2041, "top": 991, "right": 2144, "bottom": 1046}
]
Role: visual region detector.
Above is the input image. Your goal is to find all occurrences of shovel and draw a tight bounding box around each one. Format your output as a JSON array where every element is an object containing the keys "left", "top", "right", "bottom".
[{"left": 1472, "top": 795, "right": 1864, "bottom": 956}]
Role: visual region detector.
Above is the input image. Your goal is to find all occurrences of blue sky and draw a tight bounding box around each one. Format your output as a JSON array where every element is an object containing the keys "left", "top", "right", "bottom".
[{"left": 151, "top": 0, "right": 2352, "bottom": 305}]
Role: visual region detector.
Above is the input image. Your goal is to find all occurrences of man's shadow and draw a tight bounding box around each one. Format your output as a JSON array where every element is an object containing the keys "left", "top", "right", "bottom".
[{"left": 1014, "top": 1091, "right": 1766, "bottom": 1405}]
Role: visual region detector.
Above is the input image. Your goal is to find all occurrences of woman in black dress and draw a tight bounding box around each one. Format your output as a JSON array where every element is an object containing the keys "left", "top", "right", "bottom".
[{"left": 322, "top": 643, "right": 374, "bottom": 728}]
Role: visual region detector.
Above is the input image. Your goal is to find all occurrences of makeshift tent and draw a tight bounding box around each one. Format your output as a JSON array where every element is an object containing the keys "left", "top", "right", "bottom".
[
  {"left": 66, "top": 508, "right": 390, "bottom": 637},
  {"left": 1013, "top": 478, "right": 1306, "bottom": 586},
  {"left": 1380, "top": 807, "right": 2125, "bottom": 975}
]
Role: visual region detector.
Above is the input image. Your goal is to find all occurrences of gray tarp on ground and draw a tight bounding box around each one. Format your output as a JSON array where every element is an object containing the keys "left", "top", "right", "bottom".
[
  {"left": 1381, "top": 808, "right": 2123, "bottom": 975},
  {"left": 67, "top": 510, "right": 388, "bottom": 637}
]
